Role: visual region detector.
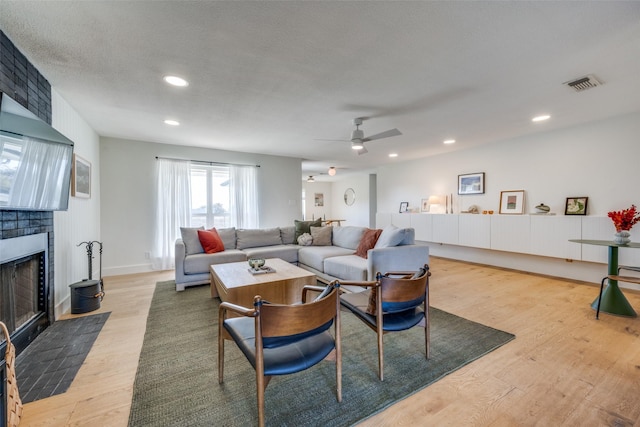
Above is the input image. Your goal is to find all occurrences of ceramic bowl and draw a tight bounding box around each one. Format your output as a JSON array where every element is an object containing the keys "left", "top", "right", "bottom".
[{"left": 248, "top": 258, "right": 266, "bottom": 270}]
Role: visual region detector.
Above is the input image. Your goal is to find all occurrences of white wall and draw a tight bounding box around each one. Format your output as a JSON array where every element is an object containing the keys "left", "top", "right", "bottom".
[
  {"left": 51, "top": 90, "right": 101, "bottom": 317},
  {"left": 329, "top": 174, "right": 371, "bottom": 227},
  {"left": 377, "top": 111, "right": 640, "bottom": 216},
  {"left": 376, "top": 111, "right": 640, "bottom": 285},
  {"left": 100, "top": 137, "right": 302, "bottom": 276},
  {"left": 303, "top": 181, "right": 332, "bottom": 221}
]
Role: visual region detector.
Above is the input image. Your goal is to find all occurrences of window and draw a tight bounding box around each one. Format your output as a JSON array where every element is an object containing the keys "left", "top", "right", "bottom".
[{"left": 190, "top": 164, "right": 230, "bottom": 228}]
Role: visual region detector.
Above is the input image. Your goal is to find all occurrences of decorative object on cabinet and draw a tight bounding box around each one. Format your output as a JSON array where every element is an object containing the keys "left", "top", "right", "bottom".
[
  {"left": 344, "top": 188, "right": 356, "bottom": 206},
  {"left": 421, "top": 199, "right": 429, "bottom": 212},
  {"left": 535, "top": 203, "right": 551, "bottom": 214},
  {"left": 564, "top": 197, "right": 588, "bottom": 215},
  {"left": 499, "top": 190, "right": 525, "bottom": 214},
  {"left": 461, "top": 205, "right": 480, "bottom": 214},
  {"left": 458, "top": 172, "right": 485, "bottom": 195},
  {"left": 72, "top": 153, "right": 91, "bottom": 198},
  {"left": 399, "top": 201, "right": 409, "bottom": 213}
]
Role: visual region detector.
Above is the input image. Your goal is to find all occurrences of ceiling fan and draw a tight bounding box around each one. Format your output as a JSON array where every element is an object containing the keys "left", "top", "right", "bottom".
[{"left": 319, "top": 118, "right": 402, "bottom": 155}]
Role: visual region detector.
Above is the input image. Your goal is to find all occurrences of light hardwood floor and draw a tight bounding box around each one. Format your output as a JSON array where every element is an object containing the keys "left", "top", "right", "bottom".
[{"left": 19, "top": 258, "right": 640, "bottom": 426}]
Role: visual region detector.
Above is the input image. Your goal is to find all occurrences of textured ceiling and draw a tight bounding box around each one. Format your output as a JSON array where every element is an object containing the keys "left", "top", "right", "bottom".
[{"left": 1, "top": 1, "right": 639, "bottom": 180}]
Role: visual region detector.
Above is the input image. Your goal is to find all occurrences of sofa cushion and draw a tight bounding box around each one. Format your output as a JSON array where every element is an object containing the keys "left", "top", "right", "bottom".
[
  {"left": 183, "top": 250, "right": 246, "bottom": 274},
  {"left": 354, "top": 228, "right": 382, "bottom": 258},
  {"left": 324, "top": 255, "right": 368, "bottom": 281},
  {"left": 331, "top": 226, "right": 366, "bottom": 250},
  {"left": 180, "top": 226, "right": 205, "bottom": 255},
  {"left": 236, "top": 228, "right": 282, "bottom": 250},
  {"left": 198, "top": 228, "right": 225, "bottom": 254},
  {"left": 310, "top": 226, "right": 332, "bottom": 246},
  {"left": 217, "top": 227, "right": 237, "bottom": 249},
  {"left": 374, "top": 225, "right": 407, "bottom": 248},
  {"left": 297, "top": 246, "right": 354, "bottom": 272},
  {"left": 280, "top": 226, "right": 296, "bottom": 244},
  {"left": 242, "top": 245, "right": 299, "bottom": 264},
  {"left": 294, "top": 219, "right": 322, "bottom": 243}
]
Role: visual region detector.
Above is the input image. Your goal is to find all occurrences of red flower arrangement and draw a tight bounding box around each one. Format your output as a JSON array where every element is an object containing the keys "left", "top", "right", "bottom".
[{"left": 608, "top": 205, "right": 640, "bottom": 232}]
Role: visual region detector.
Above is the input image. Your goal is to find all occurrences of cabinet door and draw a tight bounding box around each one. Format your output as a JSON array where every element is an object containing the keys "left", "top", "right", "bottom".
[
  {"left": 530, "top": 215, "right": 582, "bottom": 259},
  {"left": 391, "top": 213, "right": 411, "bottom": 228},
  {"left": 580, "top": 217, "right": 611, "bottom": 263},
  {"left": 432, "top": 214, "right": 459, "bottom": 245},
  {"left": 458, "top": 214, "right": 491, "bottom": 248},
  {"left": 410, "top": 214, "right": 433, "bottom": 242},
  {"left": 491, "top": 215, "right": 530, "bottom": 253}
]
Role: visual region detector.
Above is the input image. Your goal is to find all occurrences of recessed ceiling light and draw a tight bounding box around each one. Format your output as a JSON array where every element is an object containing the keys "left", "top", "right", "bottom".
[
  {"left": 532, "top": 114, "right": 550, "bottom": 122},
  {"left": 389, "top": 153, "right": 398, "bottom": 158},
  {"left": 163, "top": 75, "right": 189, "bottom": 87},
  {"left": 164, "top": 119, "right": 180, "bottom": 126},
  {"left": 443, "top": 139, "right": 456, "bottom": 144}
]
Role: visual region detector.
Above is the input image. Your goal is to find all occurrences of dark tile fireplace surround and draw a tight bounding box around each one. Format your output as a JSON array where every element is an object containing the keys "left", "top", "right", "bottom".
[{"left": 1, "top": 29, "right": 56, "bottom": 421}]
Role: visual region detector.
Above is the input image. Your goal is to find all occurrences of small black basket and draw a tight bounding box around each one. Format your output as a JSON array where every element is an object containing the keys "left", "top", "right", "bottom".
[{"left": 69, "top": 279, "right": 104, "bottom": 314}]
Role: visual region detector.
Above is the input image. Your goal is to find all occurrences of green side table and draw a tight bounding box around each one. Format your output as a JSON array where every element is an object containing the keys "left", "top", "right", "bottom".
[{"left": 569, "top": 239, "right": 639, "bottom": 317}]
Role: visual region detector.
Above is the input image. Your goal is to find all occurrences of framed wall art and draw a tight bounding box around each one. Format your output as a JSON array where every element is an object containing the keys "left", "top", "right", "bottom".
[
  {"left": 421, "top": 198, "right": 430, "bottom": 212},
  {"left": 71, "top": 154, "right": 91, "bottom": 198},
  {"left": 314, "top": 193, "right": 324, "bottom": 207},
  {"left": 565, "top": 197, "right": 588, "bottom": 215},
  {"left": 499, "top": 190, "right": 525, "bottom": 214},
  {"left": 399, "top": 201, "right": 409, "bottom": 213},
  {"left": 458, "top": 172, "right": 485, "bottom": 195}
]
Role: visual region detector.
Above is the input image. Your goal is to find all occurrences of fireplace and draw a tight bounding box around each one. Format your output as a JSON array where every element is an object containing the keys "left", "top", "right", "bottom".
[
  {"left": 1, "top": 230, "right": 52, "bottom": 424},
  {"left": 0, "top": 233, "right": 51, "bottom": 351}
]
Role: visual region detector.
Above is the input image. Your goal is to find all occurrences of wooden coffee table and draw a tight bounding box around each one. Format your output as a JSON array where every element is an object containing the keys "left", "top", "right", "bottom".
[{"left": 210, "top": 258, "right": 316, "bottom": 307}]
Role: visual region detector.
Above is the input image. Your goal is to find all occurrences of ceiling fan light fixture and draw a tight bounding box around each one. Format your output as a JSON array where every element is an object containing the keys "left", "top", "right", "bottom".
[
  {"left": 307, "top": 176, "right": 315, "bottom": 182},
  {"left": 328, "top": 167, "right": 336, "bottom": 176},
  {"left": 351, "top": 140, "right": 364, "bottom": 150}
]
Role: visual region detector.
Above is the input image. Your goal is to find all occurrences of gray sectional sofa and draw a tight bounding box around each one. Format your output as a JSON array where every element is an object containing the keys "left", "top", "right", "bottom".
[{"left": 174, "top": 224, "right": 429, "bottom": 292}]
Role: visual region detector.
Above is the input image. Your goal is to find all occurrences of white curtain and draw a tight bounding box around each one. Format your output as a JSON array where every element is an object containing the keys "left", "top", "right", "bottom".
[
  {"left": 229, "top": 165, "right": 258, "bottom": 228},
  {"left": 151, "top": 159, "right": 191, "bottom": 270},
  {"left": 6, "top": 136, "right": 72, "bottom": 209}
]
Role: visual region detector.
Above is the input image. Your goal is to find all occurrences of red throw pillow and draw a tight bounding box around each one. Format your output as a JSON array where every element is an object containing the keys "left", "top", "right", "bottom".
[
  {"left": 354, "top": 228, "right": 383, "bottom": 259},
  {"left": 197, "top": 228, "right": 225, "bottom": 254}
]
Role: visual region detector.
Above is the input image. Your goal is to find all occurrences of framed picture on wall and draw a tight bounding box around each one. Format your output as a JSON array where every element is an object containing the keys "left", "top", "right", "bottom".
[
  {"left": 399, "top": 202, "right": 409, "bottom": 213},
  {"left": 72, "top": 154, "right": 91, "bottom": 198},
  {"left": 565, "top": 197, "right": 588, "bottom": 215},
  {"left": 314, "top": 193, "right": 324, "bottom": 207},
  {"left": 458, "top": 172, "right": 485, "bottom": 195},
  {"left": 499, "top": 190, "right": 525, "bottom": 214},
  {"left": 421, "top": 199, "right": 430, "bottom": 212}
]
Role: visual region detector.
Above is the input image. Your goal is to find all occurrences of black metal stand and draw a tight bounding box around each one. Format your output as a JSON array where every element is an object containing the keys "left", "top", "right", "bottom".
[{"left": 76, "top": 241, "right": 104, "bottom": 296}]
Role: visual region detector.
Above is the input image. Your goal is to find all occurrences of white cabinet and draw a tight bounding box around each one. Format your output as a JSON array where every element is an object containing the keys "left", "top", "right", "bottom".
[
  {"left": 410, "top": 214, "right": 433, "bottom": 242},
  {"left": 391, "top": 213, "right": 411, "bottom": 228},
  {"left": 458, "top": 214, "right": 491, "bottom": 248},
  {"left": 432, "top": 215, "right": 459, "bottom": 245},
  {"left": 376, "top": 212, "right": 640, "bottom": 265},
  {"left": 490, "top": 215, "right": 530, "bottom": 254},
  {"left": 530, "top": 215, "right": 582, "bottom": 259}
]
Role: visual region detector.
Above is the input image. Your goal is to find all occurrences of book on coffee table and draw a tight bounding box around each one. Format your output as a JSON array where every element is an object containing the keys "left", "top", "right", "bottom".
[{"left": 247, "top": 266, "right": 276, "bottom": 275}]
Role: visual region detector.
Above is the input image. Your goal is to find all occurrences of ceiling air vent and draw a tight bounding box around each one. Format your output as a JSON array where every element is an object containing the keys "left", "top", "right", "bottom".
[{"left": 564, "top": 74, "right": 602, "bottom": 92}]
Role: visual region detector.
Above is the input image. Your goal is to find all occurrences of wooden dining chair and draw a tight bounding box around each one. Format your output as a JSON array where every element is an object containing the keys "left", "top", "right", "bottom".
[
  {"left": 597, "top": 265, "right": 640, "bottom": 319},
  {"left": 338, "top": 264, "right": 430, "bottom": 381},
  {"left": 217, "top": 283, "right": 341, "bottom": 427}
]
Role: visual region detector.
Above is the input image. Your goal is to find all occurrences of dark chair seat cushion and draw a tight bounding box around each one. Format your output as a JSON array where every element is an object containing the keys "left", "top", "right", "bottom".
[
  {"left": 224, "top": 317, "right": 335, "bottom": 376},
  {"left": 340, "top": 291, "right": 425, "bottom": 331}
]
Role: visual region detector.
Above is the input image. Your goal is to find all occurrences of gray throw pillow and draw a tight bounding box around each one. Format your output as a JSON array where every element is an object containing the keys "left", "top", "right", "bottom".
[
  {"left": 294, "top": 219, "right": 322, "bottom": 243},
  {"left": 180, "top": 226, "right": 204, "bottom": 255},
  {"left": 216, "top": 227, "right": 237, "bottom": 249},
  {"left": 310, "top": 226, "right": 332, "bottom": 246},
  {"left": 374, "top": 225, "right": 407, "bottom": 248}
]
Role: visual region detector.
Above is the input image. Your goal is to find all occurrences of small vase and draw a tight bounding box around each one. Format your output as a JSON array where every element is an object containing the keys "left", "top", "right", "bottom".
[{"left": 614, "top": 230, "right": 631, "bottom": 245}]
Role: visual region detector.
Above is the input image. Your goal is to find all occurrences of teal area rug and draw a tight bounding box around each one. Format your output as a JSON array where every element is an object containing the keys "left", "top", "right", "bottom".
[{"left": 128, "top": 281, "right": 514, "bottom": 426}]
